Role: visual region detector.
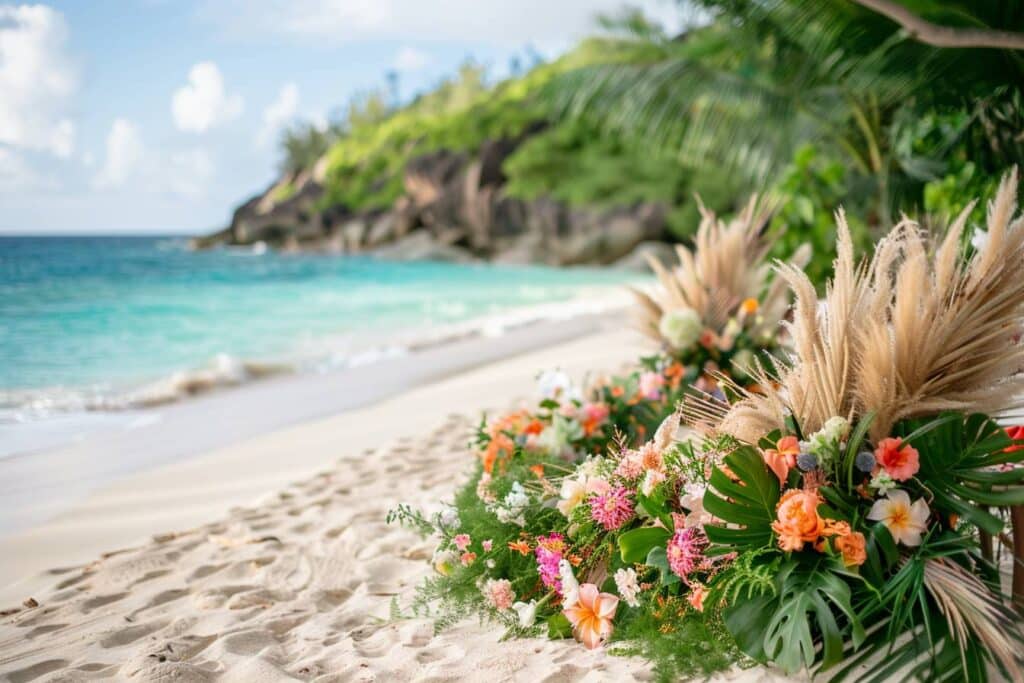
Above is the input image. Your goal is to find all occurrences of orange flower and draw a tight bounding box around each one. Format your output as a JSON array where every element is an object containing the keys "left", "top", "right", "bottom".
[
  {"left": 834, "top": 531, "right": 867, "bottom": 567},
  {"left": 460, "top": 552, "right": 476, "bottom": 566},
  {"left": 529, "top": 464, "right": 545, "bottom": 478},
  {"left": 482, "top": 433, "right": 515, "bottom": 474},
  {"left": 762, "top": 436, "right": 799, "bottom": 485},
  {"left": 611, "top": 385, "right": 625, "bottom": 398},
  {"left": 771, "top": 489, "right": 825, "bottom": 551},
  {"left": 563, "top": 583, "right": 619, "bottom": 649},
  {"left": 777, "top": 436, "right": 800, "bottom": 457},
  {"left": 687, "top": 584, "right": 708, "bottom": 612},
  {"left": 874, "top": 437, "right": 919, "bottom": 481},
  {"left": 740, "top": 298, "right": 759, "bottom": 315},
  {"left": 524, "top": 419, "right": 545, "bottom": 436},
  {"left": 508, "top": 540, "right": 531, "bottom": 555}
]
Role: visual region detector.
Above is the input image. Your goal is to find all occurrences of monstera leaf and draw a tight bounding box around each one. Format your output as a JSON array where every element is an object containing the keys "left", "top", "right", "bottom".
[
  {"left": 896, "top": 412, "right": 1024, "bottom": 535},
  {"left": 725, "top": 556, "right": 865, "bottom": 674},
  {"left": 702, "top": 445, "right": 780, "bottom": 553}
]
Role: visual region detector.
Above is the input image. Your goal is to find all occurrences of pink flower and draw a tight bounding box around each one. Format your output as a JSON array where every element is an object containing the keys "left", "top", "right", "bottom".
[
  {"left": 614, "top": 453, "right": 644, "bottom": 480},
  {"left": 586, "top": 477, "right": 611, "bottom": 496},
  {"left": 535, "top": 533, "right": 567, "bottom": 592},
  {"left": 590, "top": 486, "right": 635, "bottom": 531},
  {"left": 563, "top": 583, "right": 619, "bottom": 649},
  {"left": 638, "top": 371, "right": 665, "bottom": 400},
  {"left": 453, "top": 533, "right": 471, "bottom": 551},
  {"left": 666, "top": 527, "right": 709, "bottom": 582},
  {"left": 482, "top": 539, "right": 493, "bottom": 552},
  {"left": 482, "top": 578, "right": 515, "bottom": 611}
]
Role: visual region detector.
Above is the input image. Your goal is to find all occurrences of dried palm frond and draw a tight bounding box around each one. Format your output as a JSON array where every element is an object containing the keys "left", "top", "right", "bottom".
[
  {"left": 922, "top": 557, "right": 1024, "bottom": 679},
  {"left": 715, "top": 168, "right": 1024, "bottom": 441},
  {"left": 632, "top": 196, "right": 810, "bottom": 344}
]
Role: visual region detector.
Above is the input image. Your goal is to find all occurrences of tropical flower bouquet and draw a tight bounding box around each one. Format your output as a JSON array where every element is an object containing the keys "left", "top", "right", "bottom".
[
  {"left": 390, "top": 409, "right": 745, "bottom": 679},
  {"left": 473, "top": 199, "right": 811, "bottom": 478},
  {"left": 390, "top": 172, "right": 1024, "bottom": 681},
  {"left": 632, "top": 197, "right": 810, "bottom": 396},
  {"left": 683, "top": 170, "right": 1024, "bottom": 680}
]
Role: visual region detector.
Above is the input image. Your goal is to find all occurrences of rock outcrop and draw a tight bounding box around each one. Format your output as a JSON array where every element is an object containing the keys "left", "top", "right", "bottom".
[{"left": 193, "top": 135, "right": 670, "bottom": 267}]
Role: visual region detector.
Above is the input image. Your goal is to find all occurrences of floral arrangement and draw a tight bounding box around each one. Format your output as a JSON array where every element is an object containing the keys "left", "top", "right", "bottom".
[
  {"left": 632, "top": 196, "right": 810, "bottom": 391},
  {"left": 683, "top": 170, "right": 1024, "bottom": 680},
  {"left": 390, "top": 172, "right": 1024, "bottom": 681},
  {"left": 390, "top": 409, "right": 743, "bottom": 680},
  {"left": 472, "top": 198, "right": 811, "bottom": 479},
  {"left": 473, "top": 359, "right": 689, "bottom": 477}
]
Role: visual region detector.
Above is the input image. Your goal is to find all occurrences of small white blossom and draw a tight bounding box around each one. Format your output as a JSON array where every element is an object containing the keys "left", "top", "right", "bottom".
[
  {"left": 869, "top": 471, "right": 898, "bottom": 496},
  {"left": 559, "top": 559, "right": 580, "bottom": 608},
  {"left": 512, "top": 600, "right": 537, "bottom": 627},
  {"left": 614, "top": 567, "right": 641, "bottom": 608},
  {"left": 436, "top": 505, "right": 459, "bottom": 530},
  {"left": 659, "top": 307, "right": 703, "bottom": 350},
  {"left": 537, "top": 369, "right": 574, "bottom": 400}
]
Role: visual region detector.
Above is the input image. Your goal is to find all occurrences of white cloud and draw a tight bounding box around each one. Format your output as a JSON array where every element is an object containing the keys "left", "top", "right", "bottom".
[
  {"left": 393, "top": 46, "right": 431, "bottom": 72},
  {"left": 0, "top": 5, "right": 77, "bottom": 158},
  {"left": 200, "top": 0, "right": 685, "bottom": 46},
  {"left": 165, "top": 148, "right": 215, "bottom": 198},
  {"left": 258, "top": 82, "right": 299, "bottom": 146},
  {"left": 171, "top": 61, "right": 244, "bottom": 133},
  {"left": 94, "top": 118, "right": 144, "bottom": 189},
  {"left": 0, "top": 147, "right": 47, "bottom": 192}
]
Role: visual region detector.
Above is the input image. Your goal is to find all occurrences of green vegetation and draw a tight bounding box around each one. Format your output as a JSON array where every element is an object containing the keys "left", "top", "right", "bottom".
[{"left": 279, "top": 1, "right": 1023, "bottom": 285}]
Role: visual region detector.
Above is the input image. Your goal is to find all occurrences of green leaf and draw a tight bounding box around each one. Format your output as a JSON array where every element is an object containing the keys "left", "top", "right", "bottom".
[
  {"left": 703, "top": 445, "right": 780, "bottom": 553},
  {"left": 759, "top": 558, "right": 864, "bottom": 674},
  {"left": 618, "top": 526, "right": 671, "bottom": 564},
  {"left": 546, "top": 613, "right": 572, "bottom": 639},
  {"left": 722, "top": 593, "right": 776, "bottom": 662},
  {"left": 645, "top": 546, "right": 681, "bottom": 586},
  {"left": 895, "top": 412, "right": 1024, "bottom": 536}
]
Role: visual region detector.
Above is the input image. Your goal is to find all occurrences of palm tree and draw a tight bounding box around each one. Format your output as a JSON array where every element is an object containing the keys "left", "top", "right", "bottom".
[{"left": 546, "top": 1, "right": 1023, "bottom": 226}]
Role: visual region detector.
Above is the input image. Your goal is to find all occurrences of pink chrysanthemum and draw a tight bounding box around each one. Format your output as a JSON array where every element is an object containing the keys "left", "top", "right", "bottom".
[
  {"left": 590, "top": 486, "right": 635, "bottom": 531},
  {"left": 535, "top": 533, "right": 566, "bottom": 592},
  {"left": 453, "top": 533, "right": 471, "bottom": 551},
  {"left": 666, "top": 527, "right": 709, "bottom": 582},
  {"left": 482, "top": 578, "right": 516, "bottom": 611}
]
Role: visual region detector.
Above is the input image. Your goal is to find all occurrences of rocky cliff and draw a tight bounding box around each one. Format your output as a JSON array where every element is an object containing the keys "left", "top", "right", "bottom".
[{"left": 193, "top": 132, "right": 675, "bottom": 268}]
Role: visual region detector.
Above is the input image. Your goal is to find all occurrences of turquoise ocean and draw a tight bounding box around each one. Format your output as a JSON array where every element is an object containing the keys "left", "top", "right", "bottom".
[{"left": 0, "top": 236, "right": 637, "bottom": 425}]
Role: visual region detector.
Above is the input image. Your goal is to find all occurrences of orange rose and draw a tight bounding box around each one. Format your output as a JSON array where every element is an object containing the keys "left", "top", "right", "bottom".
[
  {"left": 834, "top": 531, "right": 867, "bottom": 567},
  {"left": 771, "top": 489, "right": 825, "bottom": 551}
]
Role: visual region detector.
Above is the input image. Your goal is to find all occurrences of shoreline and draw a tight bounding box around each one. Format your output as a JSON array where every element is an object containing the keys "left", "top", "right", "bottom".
[
  {"left": 0, "top": 316, "right": 649, "bottom": 603},
  {"left": 0, "top": 286, "right": 640, "bottom": 461}
]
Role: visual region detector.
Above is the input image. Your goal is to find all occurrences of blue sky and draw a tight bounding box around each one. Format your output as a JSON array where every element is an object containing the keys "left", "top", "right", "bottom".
[{"left": 0, "top": 1, "right": 682, "bottom": 234}]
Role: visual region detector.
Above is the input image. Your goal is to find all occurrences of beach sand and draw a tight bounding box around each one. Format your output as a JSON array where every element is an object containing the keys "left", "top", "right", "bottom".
[{"left": 0, "top": 325, "right": 794, "bottom": 682}]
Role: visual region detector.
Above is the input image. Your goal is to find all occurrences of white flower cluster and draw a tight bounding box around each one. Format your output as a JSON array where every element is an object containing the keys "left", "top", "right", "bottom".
[
  {"left": 489, "top": 481, "right": 530, "bottom": 526},
  {"left": 658, "top": 307, "right": 703, "bottom": 350},
  {"left": 805, "top": 416, "right": 850, "bottom": 461}
]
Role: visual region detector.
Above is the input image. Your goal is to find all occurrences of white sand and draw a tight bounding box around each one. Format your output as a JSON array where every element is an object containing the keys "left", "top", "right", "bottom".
[{"left": 0, "top": 325, "right": 793, "bottom": 682}]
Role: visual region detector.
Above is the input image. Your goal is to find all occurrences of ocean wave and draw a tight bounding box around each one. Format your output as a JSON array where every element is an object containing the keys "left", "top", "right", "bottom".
[{"left": 1, "top": 288, "right": 635, "bottom": 421}]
